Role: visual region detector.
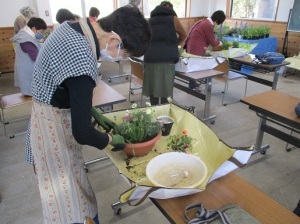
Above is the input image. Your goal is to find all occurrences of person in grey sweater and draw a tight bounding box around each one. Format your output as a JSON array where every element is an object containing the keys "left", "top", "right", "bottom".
[{"left": 11, "top": 17, "right": 47, "bottom": 96}]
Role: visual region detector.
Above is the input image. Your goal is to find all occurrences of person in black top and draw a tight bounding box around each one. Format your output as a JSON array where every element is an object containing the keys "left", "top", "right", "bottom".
[
  {"left": 25, "top": 4, "right": 151, "bottom": 224},
  {"left": 142, "top": 1, "right": 186, "bottom": 105}
]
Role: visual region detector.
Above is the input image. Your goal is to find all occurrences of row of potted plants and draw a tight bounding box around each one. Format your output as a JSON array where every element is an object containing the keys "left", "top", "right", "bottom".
[{"left": 215, "top": 25, "right": 271, "bottom": 40}]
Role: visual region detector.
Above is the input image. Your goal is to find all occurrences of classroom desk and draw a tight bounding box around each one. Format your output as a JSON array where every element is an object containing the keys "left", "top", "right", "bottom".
[
  {"left": 229, "top": 54, "right": 290, "bottom": 90},
  {"left": 151, "top": 172, "right": 300, "bottom": 224},
  {"left": 84, "top": 80, "right": 126, "bottom": 171},
  {"left": 175, "top": 69, "right": 223, "bottom": 123},
  {"left": 225, "top": 36, "right": 277, "bottom": 55},
  {"left": 240, "top": 90, "right": 300, "bottom": 153},
  {"left": 92, "top": 80, "right": 126, "bottom": 111}
]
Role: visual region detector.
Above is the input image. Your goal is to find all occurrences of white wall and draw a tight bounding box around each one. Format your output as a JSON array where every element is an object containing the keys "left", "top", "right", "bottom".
[
  {"left": 0, "top": 0, "right": 31, "bottom": 27},
  {"left": 190, "top": 0, "right": 210, "bottom": 17},
  {"left": 0, "top": 0, "right": 293, "bottom": 27}
]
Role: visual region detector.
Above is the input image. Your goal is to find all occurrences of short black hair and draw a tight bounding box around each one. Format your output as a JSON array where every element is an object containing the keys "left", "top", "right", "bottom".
[
  {"left": 56, "top": 8, "right": 74, "bottom": 24},
  {"left": 73, "top": 14, "right": 81, "bottom": 20},
  {"left": 98, "top": 4, "right": 151, "bottom": 57},
  {"left": 160, "top": 1, "right": 173, "bottom": 9},
  {"left": 89, "top": 7, "right": 100, "bottom": 18},
  {"left": 27, "top": 17, "right": 47, "bottom": 30},
  {"left": 211, "top": 10, "right": 226, "bottom": 25}
]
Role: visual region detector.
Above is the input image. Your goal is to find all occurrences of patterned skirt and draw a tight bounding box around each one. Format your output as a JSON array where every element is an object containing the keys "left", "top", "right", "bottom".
[{"left": 30, "top": 101, "right": 98, "bottom": 223}]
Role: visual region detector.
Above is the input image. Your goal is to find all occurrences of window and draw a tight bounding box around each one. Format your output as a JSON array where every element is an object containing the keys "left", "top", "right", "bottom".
[
  {"left": 49, "top": 0, "right": 114, "bottom": 24},
  {"left": 118, "top": 0, "right": 187, "bottom": 18},
  {"left": 84, "top": 0, "right": 114, "bottom": 18},
  {"left": 49, "top": 0, "right": 83, "bottom": 23},
  {"left": 142, "top": 0, "right": 186, "bottom": 18},
  {"left": 231, "top": 0, "right": 278, "bottom": 20},
  {"left": 49, "top": 0, "right": 188, "bottom": 24}
]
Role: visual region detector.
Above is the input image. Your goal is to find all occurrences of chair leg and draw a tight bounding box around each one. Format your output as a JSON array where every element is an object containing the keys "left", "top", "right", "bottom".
[
  {"left": 222, "top": 78, "right": 247, "bottom": 106},
  {"left": 0, "top": 108, "right": 8, "bottom": 138},
  {"left": 285, "top": 129, "right": 297, "bottom": 152},
  {"left": 243, "top": 78, "right": 248, "bottom": 98},
  {"left": 221, "top": 82, "right": 228, "bottom": 106},
  {"left": 129, "top": 74, "right": 132, "bottom": 102}
]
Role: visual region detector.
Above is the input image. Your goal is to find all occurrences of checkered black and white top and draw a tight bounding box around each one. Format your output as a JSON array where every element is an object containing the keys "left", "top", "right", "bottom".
[{"left": 25, "top": 22, "right": 98, "bottom": 164}]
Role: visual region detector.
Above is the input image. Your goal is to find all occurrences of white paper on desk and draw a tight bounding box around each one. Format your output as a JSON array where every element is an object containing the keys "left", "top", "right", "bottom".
[
  {"left": 128, "top": 149, "right": 253, "bottom": 201},
  {"left": 210, "top": 44, "right": 257, "bottom": 58},
  {"left": 175, "top": 57, "right": 220, "bottom": 73}
]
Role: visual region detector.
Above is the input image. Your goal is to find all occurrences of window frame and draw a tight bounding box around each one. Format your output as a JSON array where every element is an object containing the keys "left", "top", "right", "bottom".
[{"left": 49, "top": 0, "right": 191, "bottom": 24}]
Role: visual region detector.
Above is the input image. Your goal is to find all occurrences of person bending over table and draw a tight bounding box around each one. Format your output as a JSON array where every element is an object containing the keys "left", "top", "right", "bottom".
[
  {"left": 25, "top": 4, "right": 151, "bottom": 224},
  {"left": 143, "top": 1, "right": 187, "bottom": 105},
  {"left": 184, "top": 10, "right": 225, "bottom": 91}
]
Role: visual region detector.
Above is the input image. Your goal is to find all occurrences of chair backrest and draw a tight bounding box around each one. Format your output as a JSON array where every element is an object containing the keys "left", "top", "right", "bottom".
[
  {"left": 214, "top": 57, "right": 229, "bottom": 75},
  {"left": 213, "top": 57, "right": 230, "bottom": 82},
  {"left": 129, "top": 58, "right": 143, "bottom": 81}
]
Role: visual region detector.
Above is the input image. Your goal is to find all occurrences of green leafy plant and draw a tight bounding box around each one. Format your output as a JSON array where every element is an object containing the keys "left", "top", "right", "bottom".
[
  {"left": 167, "top": 129, "right": 194, "bottom": 153},
  {"left": 232, "top": 41, "right": 239, "bottom": 48},
  {"left": 114, "top": 102, "right": 162, "bottom": 144}
]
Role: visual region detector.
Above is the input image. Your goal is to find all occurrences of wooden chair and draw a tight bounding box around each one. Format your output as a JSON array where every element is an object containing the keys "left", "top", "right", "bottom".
[
  {"left": 0, "top": 93, "right": 32, "bottom": 138},
  {"left": 128, "top": 57, "right": 144, "bottom": 103},
  {"left": 214, "top": 57, "right": 248, "bottom": 106}
]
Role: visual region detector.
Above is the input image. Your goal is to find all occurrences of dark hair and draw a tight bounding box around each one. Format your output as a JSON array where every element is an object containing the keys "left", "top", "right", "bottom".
[
  {"left": 56, "top": 8, "right": 74, "bottom": 24},
  {"left": 98, "top": 4, "right": 151, "bottom": 57},
  {"left": 211, "top": 10, "right": 226, "bottom": 25},
  {"left": 73, "top": 14, "right": 81, "bottom": 20},
  {"left": 160, "top": 1, "right": 173, "bottom": 9},
  {"left": 89, "top": 7, "right": 100, "bottom": 18},
  {"left": 27, "top": 17, "right": 47, "bottom": 30}
]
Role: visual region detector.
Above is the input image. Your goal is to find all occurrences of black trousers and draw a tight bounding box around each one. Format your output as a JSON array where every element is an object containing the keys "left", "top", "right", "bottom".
[{"left": 150, "top": 96, "right": 168, "bottom": 105}]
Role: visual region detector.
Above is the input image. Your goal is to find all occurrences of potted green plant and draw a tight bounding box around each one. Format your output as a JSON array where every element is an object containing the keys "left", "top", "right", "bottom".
[{"left": 114, "top": 102, "right": 162, "bottom": 156}]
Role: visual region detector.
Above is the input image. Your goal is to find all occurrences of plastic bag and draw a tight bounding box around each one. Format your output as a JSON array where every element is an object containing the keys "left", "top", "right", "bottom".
[{"left": 255, "top": 52, "right": 285, "bottom": 64}]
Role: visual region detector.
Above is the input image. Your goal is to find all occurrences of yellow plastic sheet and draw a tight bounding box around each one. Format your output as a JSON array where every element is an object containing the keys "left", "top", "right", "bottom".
[{"left": 102, "top": 104, "right": 252, "bottom": 203}]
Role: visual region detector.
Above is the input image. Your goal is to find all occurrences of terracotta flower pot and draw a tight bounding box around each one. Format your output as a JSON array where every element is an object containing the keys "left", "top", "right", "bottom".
[{"left": 124, "top": 132, "right": 162, "bottom": 157}]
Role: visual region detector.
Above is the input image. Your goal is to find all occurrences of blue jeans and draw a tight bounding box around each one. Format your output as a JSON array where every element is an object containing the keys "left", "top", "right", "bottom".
[{"left": 189, "top": 80, "right": 197, "bottom": 89}]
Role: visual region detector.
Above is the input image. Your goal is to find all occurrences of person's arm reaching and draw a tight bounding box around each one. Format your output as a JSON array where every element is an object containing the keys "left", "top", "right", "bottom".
[
  {"left": 173, "top": 16, "right": 187, "bottom": 47},
  {"left": 63, "top": 76, "right": 110, "bottom": 149}
]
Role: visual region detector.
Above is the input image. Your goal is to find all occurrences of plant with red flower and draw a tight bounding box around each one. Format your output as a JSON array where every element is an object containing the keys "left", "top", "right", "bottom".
[{"left": 167, "top": 129, "right": 194, "bottom": 153}]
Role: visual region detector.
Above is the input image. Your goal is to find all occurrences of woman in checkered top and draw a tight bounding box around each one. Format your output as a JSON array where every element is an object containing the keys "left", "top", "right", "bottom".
[{"left": 25, "top": 4, "right": 151, "bottom": 224}]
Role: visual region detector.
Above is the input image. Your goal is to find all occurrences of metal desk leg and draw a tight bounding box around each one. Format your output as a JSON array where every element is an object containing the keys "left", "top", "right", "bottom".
[
  {"left": 83, "top": 156, "right": 109, "bottom": 172},
  {"left": 108, "top": 61, "right": 129, "bottom": 82},
  {"left": 272, "top": 66, "right": 285, "bottom": 90},
  {"left": 202, "top": 77, "right": 216, "bottom": 124},
  {"left": 254, "top": 115, "right": 270, "bottom": 154}
]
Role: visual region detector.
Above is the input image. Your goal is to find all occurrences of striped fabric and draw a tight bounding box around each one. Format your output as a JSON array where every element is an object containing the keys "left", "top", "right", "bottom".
[{"left": 30, "top": 101, "right": 98, "bottom": 223}]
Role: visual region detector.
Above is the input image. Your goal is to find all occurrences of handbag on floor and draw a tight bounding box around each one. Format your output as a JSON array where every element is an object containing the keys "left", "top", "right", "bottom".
[{"left": 184, "top": 203, "right": 260, "bottom": 224}]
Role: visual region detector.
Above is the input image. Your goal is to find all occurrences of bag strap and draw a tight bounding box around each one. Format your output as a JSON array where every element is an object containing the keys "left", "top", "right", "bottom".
[
  {"left": 184, "top": 202, "right": 232, "bottom": 224},
  {"left": 184, "top": 19, "right": 203, "bottom": 50}
]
